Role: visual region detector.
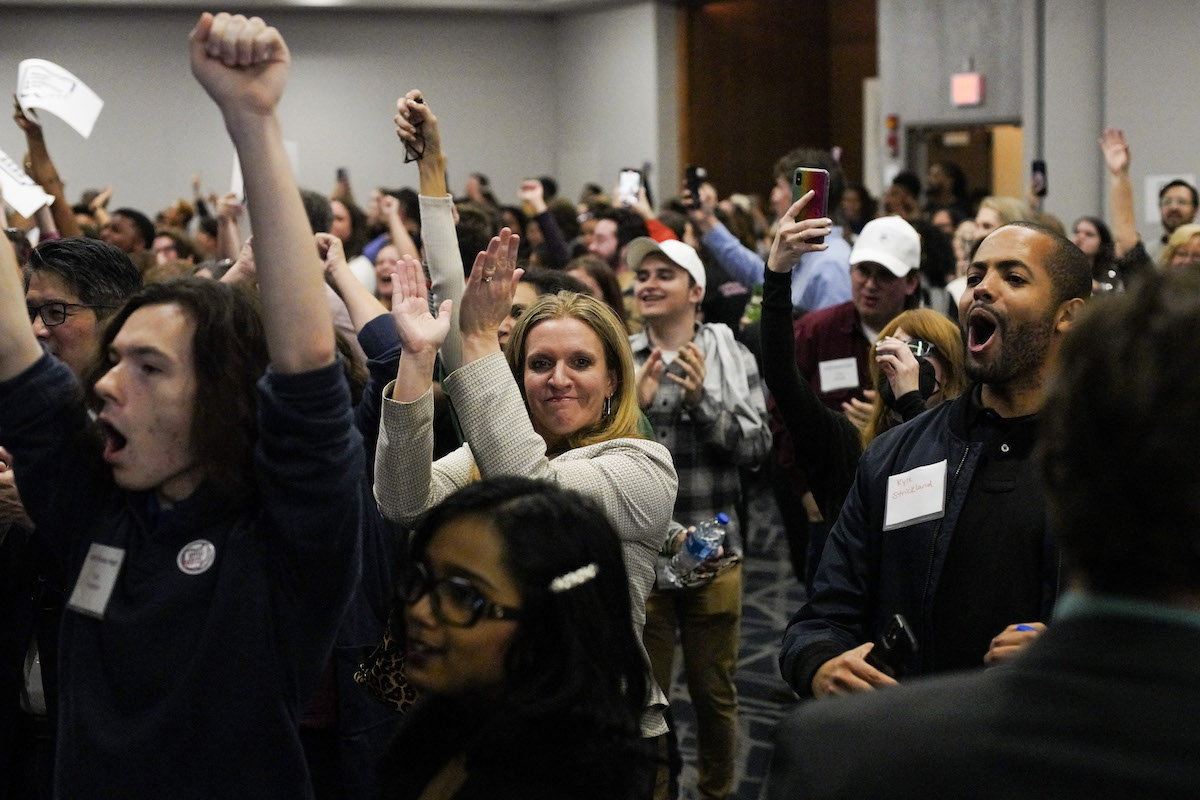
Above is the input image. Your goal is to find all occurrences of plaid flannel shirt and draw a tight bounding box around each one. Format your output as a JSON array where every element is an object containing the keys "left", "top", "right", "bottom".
[{"left": 631, "top": 323, "right": 772, "bottom": 555}]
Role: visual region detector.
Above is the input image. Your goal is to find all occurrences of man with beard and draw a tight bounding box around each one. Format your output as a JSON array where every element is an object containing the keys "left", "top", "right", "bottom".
[
  {"left": 779, "top": 222, "right": 1091, "bottom": 698},
  {"left": 1147, "top": 179, "right": 1198, "bottom": 263}
]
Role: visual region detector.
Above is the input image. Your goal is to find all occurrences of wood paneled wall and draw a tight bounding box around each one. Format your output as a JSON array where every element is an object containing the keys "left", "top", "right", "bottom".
[{"left": 680, "top": 0, "right": 877, "bottom": 205}]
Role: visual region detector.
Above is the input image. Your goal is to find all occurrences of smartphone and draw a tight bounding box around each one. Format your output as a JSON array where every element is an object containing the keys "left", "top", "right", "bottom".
[
  {"left": 864, "top": 613, "right": 919, "bottom": 678},
  {"left": 618, "top": 168, "right": 643, "bottom": 207},
  {"left": 685, "top": 164, "right": 708, "bottom": 209},
  {"left": 336, "top": 166, "right": 349, "bottom": 183},
  {"left": 793, "top": 167, "right": 830, "bottom": 243},
  {"left": 1031, "top": 159, "right": 1047, "bottom": 197}
]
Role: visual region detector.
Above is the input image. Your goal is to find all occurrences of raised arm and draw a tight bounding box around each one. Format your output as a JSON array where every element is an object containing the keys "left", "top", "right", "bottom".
[
  {"left": 0, "top": 193, "right": 42, "bottom": 380},
  {"left": 190, "top": 12, "right": 333, "bottom": 373},
  {"left": 761, "top": 194, "right": 860, "bottom": 519},
  {"left": 1100, "top": 127, "right": 1139, "bottom": 258},
  {"left": 317, "top": 232, "right": 390, "bottom": 333},
  {"left": 379, "top": 194, "right": 420, "bottom": 260},
  {"left": 395, "top": 90, "right": 468, "bottom": 372},
  {"left": 12, "top": 97, "right": 83, "bottom": 238}
]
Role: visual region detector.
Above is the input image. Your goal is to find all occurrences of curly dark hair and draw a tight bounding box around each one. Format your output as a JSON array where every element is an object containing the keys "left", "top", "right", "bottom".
[{"left": 1040, "top": 270, "right": 1200, "bottom": 600}]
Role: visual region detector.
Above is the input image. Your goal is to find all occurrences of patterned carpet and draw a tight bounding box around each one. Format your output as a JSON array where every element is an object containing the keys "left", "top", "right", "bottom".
[{"left": 662, "top": 476, "right": 809, "bottom": 800}]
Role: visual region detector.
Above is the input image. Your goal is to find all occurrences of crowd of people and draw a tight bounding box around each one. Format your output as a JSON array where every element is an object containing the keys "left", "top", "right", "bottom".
[{"left": 1, "top": 11, "right": 1199, "bottom": 800}]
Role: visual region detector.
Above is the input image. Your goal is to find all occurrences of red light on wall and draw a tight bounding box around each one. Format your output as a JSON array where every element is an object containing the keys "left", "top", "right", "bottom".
[{"left": 952, "top": 73, "right": 984, "bottom": 106}]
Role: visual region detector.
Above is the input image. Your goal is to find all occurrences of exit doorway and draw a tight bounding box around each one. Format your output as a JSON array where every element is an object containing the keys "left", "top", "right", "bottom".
[{"left": 906, "top": 124, "right": 1024, "bottom": 208}]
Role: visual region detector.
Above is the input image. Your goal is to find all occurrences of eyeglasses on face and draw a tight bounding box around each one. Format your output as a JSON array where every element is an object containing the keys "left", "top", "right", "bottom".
[
  {"left": 905, "top": 339, "right": 936, "bottom": 358},
  {"left": 27, "top": 301, "right": 116, "bottom": 327},
  {"left": 405, "top": 561, "right": 521, "bottom": 627}
]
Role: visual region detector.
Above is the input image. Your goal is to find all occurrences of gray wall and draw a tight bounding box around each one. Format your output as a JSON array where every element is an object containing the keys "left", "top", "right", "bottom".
[
  {"left": 0, "top": 3, "right": 676, "bottom": 218},
  {"left": 878, "top": 0, "right": 1200, "bottom": 231},
  {"left": 877, "top": 0, "right": 1026, "bottom": 133}
]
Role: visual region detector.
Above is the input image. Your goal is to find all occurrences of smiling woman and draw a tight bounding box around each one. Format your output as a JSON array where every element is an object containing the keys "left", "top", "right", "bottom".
[
  {"left": 381, "top": 478, "right": 654, "bottom": 799},
  {"left": 374, "top": 89, "right": 677, "bottom": 745}
]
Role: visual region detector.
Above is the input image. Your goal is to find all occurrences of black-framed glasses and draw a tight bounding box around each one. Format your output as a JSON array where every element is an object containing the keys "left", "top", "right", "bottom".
[
  {"left": 906, "top": 340, "right": 936, "bottom": 358},
  {"left": 28, "top": 301, "right": 116, "bottom": 327},
  {"left": 405, "top": 561, "right": 521, "bottom": 627},
  {"left": 402, "top": 121, "right": 426, "bottom": 164}
]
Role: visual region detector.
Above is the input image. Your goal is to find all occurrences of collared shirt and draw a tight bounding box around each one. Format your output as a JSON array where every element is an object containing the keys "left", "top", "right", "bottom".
[
  {"left": 702, "top": 221, "right": 852, "bottom": 313},
  {"left": 792, "top": 300, "right": 873, "bottom": 411},
  {"left": 630, "top": 324, "right": 771, "bottom": 554}
]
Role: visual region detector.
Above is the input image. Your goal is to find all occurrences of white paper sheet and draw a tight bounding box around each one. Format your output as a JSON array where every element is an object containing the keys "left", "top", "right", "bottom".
[
  {"left": 0, "top": 147, "right": 55, "bottom": 217},
  {"left": 229, "top": 140, "right": 300, "bottom": 202},
  {"left": 17, "top": 58, "right": 104, "bottom": 139}
]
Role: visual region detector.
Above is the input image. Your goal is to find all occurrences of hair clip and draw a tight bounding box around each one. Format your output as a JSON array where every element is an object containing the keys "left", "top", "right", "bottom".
[{"left": 549, "top": 562, "right": 598, "bottom": 593}]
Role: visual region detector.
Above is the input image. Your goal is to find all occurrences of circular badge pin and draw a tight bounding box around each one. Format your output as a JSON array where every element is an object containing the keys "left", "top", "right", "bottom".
[{"left": 177, "top": 539, "right": 217, "bottom": 575}]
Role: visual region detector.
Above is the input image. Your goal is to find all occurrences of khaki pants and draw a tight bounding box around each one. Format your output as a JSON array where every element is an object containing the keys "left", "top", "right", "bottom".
[{"left": 643, "top": 562, "right": 742, "bottom": 800}]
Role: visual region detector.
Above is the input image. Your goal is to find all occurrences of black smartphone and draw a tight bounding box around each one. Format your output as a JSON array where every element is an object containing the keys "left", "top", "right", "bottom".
[
  {"left": 685, "top": 164, "right": 708, "bottom": 209},
  {"left": 793, "top": 167, "right": 830, "bottom": 244},
  {"left": 1031, "top": 159, "right": 1047, "bottom": 197},
  {"left": 864, "top": 613, "right": 919, "bottom": 678},
  {"left": 618, "top": 168, "right": 642, "bottom": 207}
]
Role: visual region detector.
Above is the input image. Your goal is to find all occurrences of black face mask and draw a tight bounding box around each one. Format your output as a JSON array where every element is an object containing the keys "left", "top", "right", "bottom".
[{"left": 878, "top": 356, "right": 938, "bottom": 410}]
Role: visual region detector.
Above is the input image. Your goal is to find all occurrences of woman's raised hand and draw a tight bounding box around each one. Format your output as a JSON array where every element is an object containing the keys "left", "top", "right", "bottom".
[
  {"left": 460, "top": 227, "right": 523, "bottom": 339},
  {"left": 390, "top": 254, "right": 452, "bottom": 355},
  {"left": 874, "top": 336, "right": 921, "bottom": 397},
  {"left": 767, "top": 190, "right": 832, "bottom": 274},
  {"left": 394, "top": 89, "right": 442, "bottom": 163}
]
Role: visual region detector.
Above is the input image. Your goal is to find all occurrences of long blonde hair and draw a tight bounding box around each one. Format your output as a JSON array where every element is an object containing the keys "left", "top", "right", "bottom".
[
  {"left": 862, "top": 308, "right": 968, "bottom": 446},
  {"left": 505, "top": 291, "right": 644, "bottom": 449}
]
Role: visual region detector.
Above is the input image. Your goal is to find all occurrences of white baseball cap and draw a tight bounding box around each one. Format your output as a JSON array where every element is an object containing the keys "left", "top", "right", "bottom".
[
  {"left": 850, "top": 216, "right": 921, "bottom": 277},
  {"left": 625, "top": 237, "right": 707, "bottom": 297}
]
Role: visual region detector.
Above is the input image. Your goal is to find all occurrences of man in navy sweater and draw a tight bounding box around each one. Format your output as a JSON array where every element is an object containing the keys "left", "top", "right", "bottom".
[{"left": 0, "top": 13, "right": 362, "bottom": 798}]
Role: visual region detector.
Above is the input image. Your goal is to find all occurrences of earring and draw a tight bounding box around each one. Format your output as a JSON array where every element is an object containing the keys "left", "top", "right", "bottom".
[{"left": 603, "top": 395, "right": 612, "bottom": 417}]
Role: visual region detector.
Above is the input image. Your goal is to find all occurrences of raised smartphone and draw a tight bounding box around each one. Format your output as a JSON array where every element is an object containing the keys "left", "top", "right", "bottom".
[
  {"left": 793, "top": 167, "right": 830, "bottom": 244},
  {"left": 685, "top": 164, "right": 708, "bottom": 209},
  {"left": 618, "top": 168, "right": 642, "bottom": 207}
]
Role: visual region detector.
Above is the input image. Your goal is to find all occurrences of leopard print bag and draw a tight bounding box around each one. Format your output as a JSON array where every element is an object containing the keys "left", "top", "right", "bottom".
[{"left": 354, "top": 605, "right": 420, "bottom": 714}]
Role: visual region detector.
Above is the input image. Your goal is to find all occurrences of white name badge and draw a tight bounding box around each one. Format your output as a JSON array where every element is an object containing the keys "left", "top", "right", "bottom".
[
  {"left": 883, "top": 460, "right": 948, "bottom": 531},
  {"left": 818, "top": 357, "right": 860, "bottom": 393},
  {"left": 66, "top": 543, "right": 125, "bottom": 619}
]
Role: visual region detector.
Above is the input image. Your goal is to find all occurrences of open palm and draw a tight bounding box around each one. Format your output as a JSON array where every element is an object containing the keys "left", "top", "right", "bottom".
[{"left": 390, "top": 254, "right": 451, "bottom": 354}]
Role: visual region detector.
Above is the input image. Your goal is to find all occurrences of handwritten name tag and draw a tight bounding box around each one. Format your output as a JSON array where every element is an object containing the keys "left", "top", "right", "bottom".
[
  {"left": 818, "top": 357, "right": 859, "bottom": 393},
  {"left": 883, "top": 460, "right": 947, "bottom": 531},
  {"left": 67, "top": 543, "right": 125, "bottom": 619}
]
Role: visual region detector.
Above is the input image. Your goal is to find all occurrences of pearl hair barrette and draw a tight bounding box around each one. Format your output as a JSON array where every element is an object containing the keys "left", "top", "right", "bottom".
[{"left": 549, "top": 562, "right": 598, "bottom": 593}]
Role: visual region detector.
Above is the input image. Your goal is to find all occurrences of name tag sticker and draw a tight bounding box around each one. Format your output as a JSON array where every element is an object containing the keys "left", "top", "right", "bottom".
[
  {"left": 67, "top": 543, "right": 125, "bottom": 619},
  {"left": 818, "top": 357, "right": 859, "bottom": 393},
  {"left": 883, "top": 460, "right": 948, "bottom": 531}
]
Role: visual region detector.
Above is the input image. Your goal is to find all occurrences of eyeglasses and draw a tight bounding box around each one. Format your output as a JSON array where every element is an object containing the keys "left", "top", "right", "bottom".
[
  {"left": 405, "top": 561, "right": 521, "bottom": 627},
  {"left": 1160, "top": 197, "right": 1194, "bottom": 209},
  {"left": 906, "top": 340, "right": 936, "bottom": 358},
  {"left": 28, "top": 301, "right": 116, "bottom": 327}
]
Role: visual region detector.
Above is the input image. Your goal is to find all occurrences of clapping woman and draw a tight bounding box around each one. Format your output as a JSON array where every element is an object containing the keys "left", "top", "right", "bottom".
[{"left": 374, "top": 229, "right": 675, "bottom": 743}]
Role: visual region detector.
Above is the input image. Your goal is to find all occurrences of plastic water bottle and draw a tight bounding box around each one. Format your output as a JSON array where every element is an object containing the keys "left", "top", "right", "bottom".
[{"left": 670, "top": 513, "right": 729, "bottom": 578}]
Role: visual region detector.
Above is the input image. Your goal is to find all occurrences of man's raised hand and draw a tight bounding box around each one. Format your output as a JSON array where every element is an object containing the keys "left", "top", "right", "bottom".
[{"left": 189, "top": 12, "right": 290, "bottom": 119}]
